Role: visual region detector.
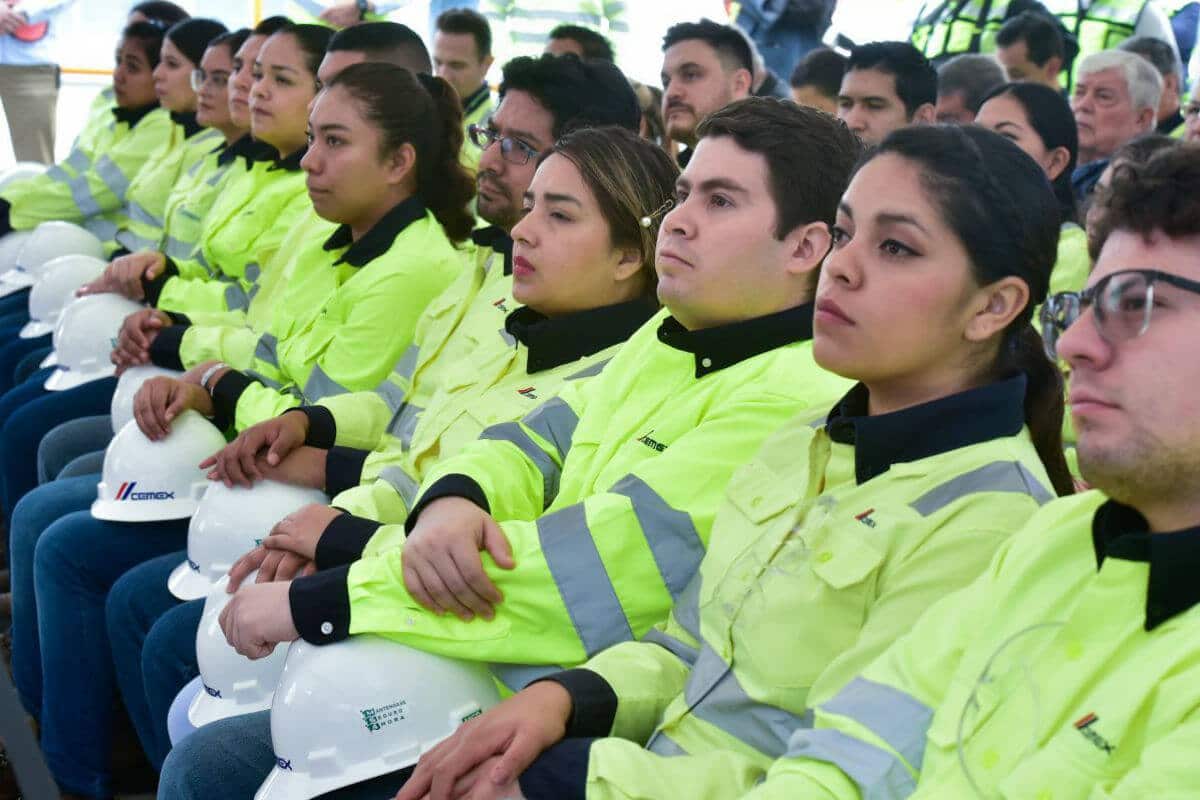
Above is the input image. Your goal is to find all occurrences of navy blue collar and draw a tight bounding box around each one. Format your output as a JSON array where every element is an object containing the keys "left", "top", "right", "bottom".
[
  {"left": 506, "top": 299, "right": 657, "bottom": 373},
  {"left": 826, "top": 373, "right": 1027, "bottom": 485},
  {"left": 463, "top": 83, "right": 490, "bottom": 117},
  {"left": 170, "top": 110, "right": 203, "bottom": 138},
  {"left": 113, "top": 102, "right": 159, "bottom": 127},
  {"left": 471, "top": 226, "right": 513, "bottom": 276},
  {"left": 268, "top": 145, "right": 306, "bottom": 172},
  {"left": 657, "top": 303, "right": 815, "bottom": 377},
  {"left": 1092, "top": 501, "right": 1200, "bottom": 630},
  {"left": 322, "top": 196, "right": 427, "bottom": 267}
]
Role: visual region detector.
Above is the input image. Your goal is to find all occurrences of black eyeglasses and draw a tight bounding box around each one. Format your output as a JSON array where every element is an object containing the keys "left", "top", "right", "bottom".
[
  {"left": 1040, "top": 268, "right": 1200, "bottom": 358},
  {"left": 468, "top": 124, "right": 539, "bottom": 165}
]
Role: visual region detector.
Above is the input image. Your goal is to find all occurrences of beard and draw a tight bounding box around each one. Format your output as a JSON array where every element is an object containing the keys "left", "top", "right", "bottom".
[{"left": 1077, "top": 420, "right": 1200, "bottom": 522}]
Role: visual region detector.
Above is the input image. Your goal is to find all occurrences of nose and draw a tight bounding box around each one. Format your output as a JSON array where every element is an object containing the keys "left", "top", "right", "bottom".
[
  {"left": 1055, "top": 304, "right": 1112, "bottom": 372},
  {"left": 299, "top": 145, "right": 318, "bottom": 173},
  {"left": 820, "top": 234, "right": 862, "bottom": 290},
  {"left": 477, "top": 135, "right": 504, "bottom": 175},
  {"left": 510, "top": 208, "right": 536, "bottom": 247},
  {"left": 661, "top": 196, "right": 694, "bottom": 239},
  {"left": 840, "top": 106, "right": 866, "bottom": 133}
]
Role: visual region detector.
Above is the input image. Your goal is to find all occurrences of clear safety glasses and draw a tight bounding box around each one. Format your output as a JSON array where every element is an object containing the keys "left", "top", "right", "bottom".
[
  {"left": 1039, "top": 268, "right": 1200, "bottom": 359},
  {"left": 190, "top": 69, "right": 230, "bottom": 92},
  {"left": 467, "top": 124, "right": 539, "bottom": 165}
]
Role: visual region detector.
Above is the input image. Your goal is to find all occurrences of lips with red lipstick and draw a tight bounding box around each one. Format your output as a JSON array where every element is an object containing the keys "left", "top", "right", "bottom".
[
  {"left": 815, "top": 296, "right": 854, "bottom": 326},
  {"left": 512, "top": 255, "right": 534, "bottom": 278}
]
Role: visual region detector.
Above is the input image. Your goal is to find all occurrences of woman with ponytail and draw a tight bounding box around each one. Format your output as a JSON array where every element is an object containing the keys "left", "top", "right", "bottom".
[{"left": 394, "top": 123, "right": 1072, "bottom": 800}]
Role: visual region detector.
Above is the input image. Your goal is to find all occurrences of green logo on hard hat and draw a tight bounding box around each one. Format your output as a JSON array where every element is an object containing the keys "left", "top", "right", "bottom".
[
  {"left": 360, "top": 700, "right": 407, "bottom": 732},
  {"left": 461, "top": 708, "right": 482, "bottom": 723}
]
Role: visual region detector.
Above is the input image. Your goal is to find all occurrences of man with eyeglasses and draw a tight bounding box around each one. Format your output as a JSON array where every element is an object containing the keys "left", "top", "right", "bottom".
[{"left": 704, "top": 144, "right": 1200, "bottom": 797}]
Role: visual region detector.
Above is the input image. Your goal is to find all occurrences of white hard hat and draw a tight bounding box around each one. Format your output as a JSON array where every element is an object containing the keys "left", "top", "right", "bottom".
[
  {"left": 92, "top": 410, "right": 226, "bottom": 522},
  {"left": 0, "top": 231, "right": 34, "bottom": 297},
  {"left": 4, "top": 221, "right": 104, "bottom": 287},
  {"left": 44, "top": 293, "right": 143, "bottom": 391},
  {"left": 19, "top": 254, "right": 107, "bottom": 339},
  {"left": 188, "top": 574, "right": 292, "bottom": 728},
  {"left": 110, "top": 364, "right": 183, "bottom": 434},
  {"left": 255, "top": 637, "right": 501, "bottom": 800},
  {"left": 0, "top": 162, "right": 48, "bottom": 192},
  {"left": 168, "top": 480, "right": 329, "bottom": 601}
]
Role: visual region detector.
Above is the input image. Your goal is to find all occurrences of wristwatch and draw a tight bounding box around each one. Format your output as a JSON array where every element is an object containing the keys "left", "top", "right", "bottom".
[{"left": 356, "top": 0, "right": 370, "bottom": 19}]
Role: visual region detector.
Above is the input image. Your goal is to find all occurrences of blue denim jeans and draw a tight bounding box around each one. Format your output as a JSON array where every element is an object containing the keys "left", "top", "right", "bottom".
[
  {"left": 0, "top": 331, "right": 49, "bottom": 395},
  {"left": 28, "top": 510, "right": 189, "bottom": 796},
  {"left": 107, "top": 550, "right": 197, "bottom": 769},
  {"left": 37, "top": 414, "right": 112, "bottom": 483}
]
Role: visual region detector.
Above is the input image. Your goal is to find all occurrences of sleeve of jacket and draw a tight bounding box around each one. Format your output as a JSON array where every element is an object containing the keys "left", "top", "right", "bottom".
[
  {"left": 315, "top": 351, "right": 417, "bottom": 452},
  {"left": 178, "top": 322, "right": 260, "bottom": 371},
  {"left": 737, "top": 537, "right": 1019, "bottom": 800},
  {"left": 6, "top": 111, "right": 171, "bottom": 229},
  {"left": 345, "top": 386, "right": 809, "bottom": 670}
]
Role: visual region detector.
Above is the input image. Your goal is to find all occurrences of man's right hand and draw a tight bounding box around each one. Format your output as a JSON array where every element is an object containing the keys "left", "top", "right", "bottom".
[
  {"left": 78, "top": 251, "right": 166, "bottom": 300},
  {"left": 111, "top": 308, "right": 170, "bottom": 371},
  {"left": 200, "top": 410, "right": 311, "bottom": 488}
]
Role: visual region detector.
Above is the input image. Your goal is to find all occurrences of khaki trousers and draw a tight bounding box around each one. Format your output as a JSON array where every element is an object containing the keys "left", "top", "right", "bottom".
[{"left": 0, "top": 62, "right": 58, "bottom": 164}]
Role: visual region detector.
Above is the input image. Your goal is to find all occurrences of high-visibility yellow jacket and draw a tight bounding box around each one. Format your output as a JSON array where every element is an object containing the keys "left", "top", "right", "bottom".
[
  {"left": 0, "top": 104, "right": 173, "bottom": 237},
  {"left": 743, "top": 490, "right": 1200, "bottom": 799},
  {"left": 286, "top": 304, "right": 852, "bottom": 694},
  {"left": 543, "top": 377, "right": 1056, "bottom": 800},
  {"left": 206, "top": 197, "right": 465, "bottom": 432},
  {"left": 309, "top": 226, "right": 515, "bottom": 455},
  {"left": 458, "top": 84, "right": 494, "bottom": 174},
  {"left": 313, "top": 300, "right": 658, "bottom": 538},
  {"left": 109, "top": 113, "right": 223, "bottom": 255},
  {"left": 145, "top": 146, "right": 310, "bottom": 318}
]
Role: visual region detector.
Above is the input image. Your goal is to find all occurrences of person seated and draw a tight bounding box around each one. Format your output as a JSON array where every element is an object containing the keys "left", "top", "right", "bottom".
[
  {"left": 789, "top": 47, "right": 846, "bottom": 115},
  {"left": 545, "top": 23, "right": 613, "bottom": 62},
  {"left": 1119, "top": 35, "right": 1186, "bottom": 136},
  {"left": 994, "top": 10, "right": 1067, "bottom": 91},
  {"left": 934, "top": 52, "right": 1004, "bottom": 123},
  {"left": 837, "top": 41, "right": 935, "bottom": 146}
]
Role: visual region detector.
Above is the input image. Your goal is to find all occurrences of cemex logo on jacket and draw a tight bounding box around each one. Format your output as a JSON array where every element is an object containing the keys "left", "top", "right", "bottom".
[
  {"left": 1074, "top": 712, "right": 1115, "bottom": 754},
  {"left": 114, "top": 481, "right": 176, "bottom": 501}
]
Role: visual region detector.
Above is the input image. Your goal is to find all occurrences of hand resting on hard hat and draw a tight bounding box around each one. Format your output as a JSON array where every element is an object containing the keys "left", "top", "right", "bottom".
[
  {"left": 133, "top": 373, "right": 215, "bottom": 441},
  {"left": 402, "top": 496, "right": 517, "bottom": 622},
  {"left": 77, "top": 250, "right": 166, "bottom": 300},
  {"left": 227, "top": 545, "right": 316, "bottom": 592},
  {"left": 397, "top": 681, "right": 571, "bottom": 800},
  {"left": 111, "top": 308, "right": 171, "bottom": 373},
  {"left": 219, "top": 580, "right": 300, "bottom": 659},
  {"left": 200, "top": 409, "right": 312, "bottom": 487}
]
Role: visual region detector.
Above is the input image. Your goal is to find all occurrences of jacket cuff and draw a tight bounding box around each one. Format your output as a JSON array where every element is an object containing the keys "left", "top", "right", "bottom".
[
  {"left": 532, "top": 669, "right": 618, "bottom": 738},
  {"left": 209, "top": 369, "right": 256, "bottom": 432},
  {"left": 148, "top": 323, "right": 189, "bottom": 371},
  {"left": 297, "top": 405, "right": 336, "bottom": 449},
  {"left": 404, "top": 475, "right": 490, "bottom": 533},
  {"left": 141, "top": 256, "right": 180, "bottom": 307},
  {"left": 289, "top": 565, "right": 352, "bottom": 644},
  {"left": 325, "top": 446, "right": 368, "bottom": 496},
  {"left": 165, "top": 311, "right": 191, "bottom": 326},
  {"left": 315, "top": 512, "right": 383, "bottom": 570},
  {"left": 517, "top": 738, "right": 593, "bottom": 800},
  {"left": 0, "top": 198, "right": 11, "bottom": 236}
]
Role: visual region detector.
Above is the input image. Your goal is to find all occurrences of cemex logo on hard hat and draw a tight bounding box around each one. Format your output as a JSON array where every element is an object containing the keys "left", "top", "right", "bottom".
[{"left": 114, "top": 481, "right": 176, "bottom": 501}]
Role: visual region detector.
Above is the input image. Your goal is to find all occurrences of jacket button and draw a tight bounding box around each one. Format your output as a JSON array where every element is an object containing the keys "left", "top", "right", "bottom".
[
  {"left": 1065, "top": 641, "right": 1084, "bottom": 660},
  {"left": 817, "top": 551, "right": 834, "bottom": 563},
  {"left": 320, "top": 621, "right": 333, "bottom": 635},
  {"left": 700, "top": 357, "right": 712, "bottom": 368}
]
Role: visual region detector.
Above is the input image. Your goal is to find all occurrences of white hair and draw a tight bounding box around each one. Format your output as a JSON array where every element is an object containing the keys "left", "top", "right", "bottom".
[{"left": 1078, "top": 49, "right": 1164, "bottom": 114}]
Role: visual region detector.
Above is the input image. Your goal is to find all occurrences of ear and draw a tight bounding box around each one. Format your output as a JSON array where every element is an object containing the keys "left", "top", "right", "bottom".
[
  {"left": 964, "top": 276, "right": 1030, "bottom": 343},
  {"left": 912, "top": 102, "right": 936, "bottom": 125},
  {"left": 732, "top": 68, "right": 753, "bottom": 98},
  {"left": 384, "top": 141, "right": 417, "bottom": 186},
  {"left": 1044, "top": 56, "right": 1063, "bottom": 82},
  {"left": 1136, "top": 106, "right": 1157, "bottom": 131},
  {"left": 482, "top": 54, "right": 495, "bottom": 73},
  {"left": 1044, "top": 145, "right": 1071, "bottom": 181},
  {"left": 612, "top": 246, "right": 644, "bottom": 282},
  {"left": 783, "top": 221, "right": 833, "bottom": 279},
  {"left": 1165, "top": 72, "right": 1181, "bottom": 98}
]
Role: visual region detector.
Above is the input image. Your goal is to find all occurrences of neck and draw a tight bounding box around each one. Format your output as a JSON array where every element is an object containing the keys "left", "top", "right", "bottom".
[
  {"left": 1137, "top": 495, "right": 1200, "bottom": 534},
  {"left": 267, "top": 136, "right": 306, "bottom": 159},
  {"left": 220, "top": 124, "right": 248, "bottom": 144},
  {"left": 1161, "top": 95, "right": 1181, "bottom": 121},
  {"left": 348, "top": 189, "right": 413, "bottom": 242},
  {"left": 1078, "top": 144, "right": 1104, "bottom": 166},
  {"left": 864, "top": 367, "right": 988, "bottom": 417},
  {"left": 670, "top": 288, "right": 813, "bottom": 331}
]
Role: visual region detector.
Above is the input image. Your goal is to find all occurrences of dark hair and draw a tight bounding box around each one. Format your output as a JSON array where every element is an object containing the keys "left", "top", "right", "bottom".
[
  {"left": 436, "top": 8, "right": 491, "bottom": 59},
  {"left": 121, "top": 20, "right": 169, "bottom": 69},
  {"left": 662, "top": 19, "right": 753, "bottom": 75},
  {"left": 270, "top": 24, "right": 336, "bottom": 79},
  {"left": 538, "top": 126, "right": 678, "bottom": 292},
  {"left": 864, "top": 125, "right": 1071, "bottom": 495},
  {"left": 996, "top": 10, "right": 1065, "bottom": 66},
  {"left": 253, "top": 16, "right": 293, "bottom": 38},
  {"left": 937, "top": 53, "right": 1005, "bottom": 113},
  {"left": 698, "top": 97, "right": 864, "bottom": 239},
  {"left": 499, "top": 54, "right": 640, "bottom": 138},
  {"left": 981, "top": 81, "right": 1079, "bottom": 224},
  {"left": 1091, "top": 145, "right": 1200, "bottom": 258},
  {"left": 548, "top": 24, "right": 614, "bottom": 62},
  {"left": 328, "top": 63, "right": 475, "bottom": 243},
  {"left": 631, "top": 79, "right": 667, "bottom": 145},
  {"left": 1086, "top": 133, "right": 1181, "bottom": 259},
  {"left": 329, "top": 21, "right": 431, "bottom": 74},
  {"left": 210, "top": 28, "right": 251, "bottom": 57},
  {"left": 790, "top": 47, "right": 847, "bottom": 97},
  {"left": 165, "top": 18, "right": 228, "bottom": 67},
  {"left": 846, "top": 41, "right": 937, "bottom": 117},
  {"left": 1119, "top": 35, "right": 1179, "bottom": 79},
  {"left": 129, "top": 1, "right": 188, "bottom": 27}
]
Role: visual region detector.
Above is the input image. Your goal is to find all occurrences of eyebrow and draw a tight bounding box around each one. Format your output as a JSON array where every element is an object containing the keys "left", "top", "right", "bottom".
[
  {"left": 993, "top": 121, "right": 1024, "bottom": 133},
  {"left": 838, "top": 94, "right": 891, "bottom": 104},
  {"left": 693, "top": 177, "right": 749, "bottom": 195},
  {"left": 499, "top": 127, "right": 543, "bottom": 147},
  {"left": 314, "top": 122, "right": 351, "bottom": 134},
  {"left": 876, "top": 211, "right": 930, "bottom": 235}
]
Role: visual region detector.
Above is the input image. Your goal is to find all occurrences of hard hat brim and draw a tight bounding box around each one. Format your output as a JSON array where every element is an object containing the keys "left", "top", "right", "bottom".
[
  {"left": 19, "top": 320, "right": 52, "bottom": 339},
  {"left": 91, "top": 496, "right": 200, "bottom": 522},
  {"left": 45, "top": 365, "right": 115, "bottom": 392},
  {"left": 187, "top": 682, "right": 271, "bottom": 729},
  {"left": 168, "top": 676, "right": 204, "bottom": 747},
  {"left": 0, "top": 277, "right": 30, "bottom": 297},
  {"left": 39, "top": 350, "right": 57, "bottom": 368},
  {"left": 254, "top": 763, "right": 369, "bottom": 800},
  {"left": 168, "top": 560, "right": 215, "bottom": 601}
]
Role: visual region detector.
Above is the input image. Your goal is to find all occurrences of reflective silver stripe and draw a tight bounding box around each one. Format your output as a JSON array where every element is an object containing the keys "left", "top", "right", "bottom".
[
  {"left": 641, "top": 628, "right": 698, "bottom": 666},
  {"left": 114, "top": 230, "right": 157, "bottom": 253},
  {"left": 244, "top": 262, "right": 261, "bottom": 283},
  {"left": 390, "top": 404, "right": 422, "bottom": 449},
  {"left": 374, "top": 381, "right": 407, "bottom": 415},
  {"left": 127, "top": 201, "right": 162, "bottom": 228},
  {"left": 610, "top": 473, "right": 704, "bottom": 601},
  {"left": 245, "top": 369, "right": 284, "bottom": 391},
  {"left": 95, "top": 156, "right": 131, "bottom": 200},
  {"left": 255, "top": 333, "right": 279, "bottom": 367},
  {"left": 48, "top": 149, "right": 90, "bottom": 181},
  {"left": 186, "top": 157, "right": 205, "bottom": 178},
  {"left": 69, "top": 175, "right": 102, "bottom": 217},
  {"left": 821, "top": 677, "right": 933, "bottom": 772},
  {"left": 377, "top": 465, "right": 420, "bottom": 509},
  {"left": 44, "top": 165, "right": 71, "bottom": 182},
  {"left": 500, "top": 328, "right": 517, "bottom": 347},
  {"left": 163, "top": 235, "right": 196, "bottom": 261},
  {"left": 645, "top": 731, "right": 688, "bottom": 757},
  {"left": 522, "top": 397, "right": 577, "bottom": 464},
  {"left": 784, "top": 728, "right": 915, "bottom": 800},
  {"left": 303, "top": 363, "right": 351, "bottom": 401},
  {"left": 489, "top": 662, "right": 561, "bottom": 693},
  {"left": 206, "top": 170, "right": 226, "bottom": 186},
  {"left": 84, "top": 217, "right": 118, "bottom": 241},
  {"left": 393, "top": 344, "right": 419, "bottom": 382},
  {"left": 538, "top": 503, "right": 633, "bottom": 655},
  {"left": 565, "top": 358, "right": 609, "bottom": 381},
  {"left": 909, "top": 460, "right": 1054, "bottom": 517},
  {"left": 224, "top": 282, "right": 249, "bottom": 310},
  {"left": 480, "top": 422, "right": 561, "bottom": 504},
  {"left": 671, "top": 571, "right": 702, "bottom": 642},
  {"left": 683, "top": 644, "right": 812, "bottom": 758}
]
